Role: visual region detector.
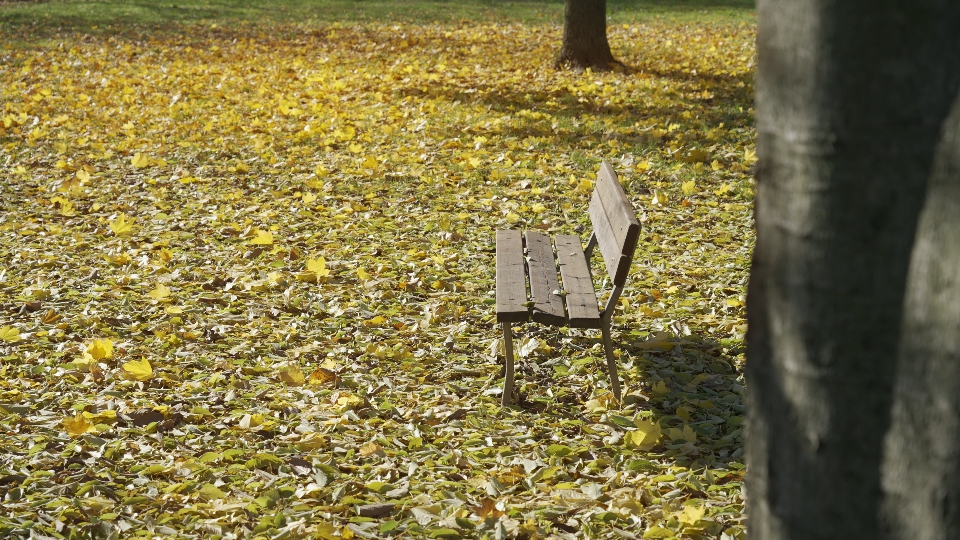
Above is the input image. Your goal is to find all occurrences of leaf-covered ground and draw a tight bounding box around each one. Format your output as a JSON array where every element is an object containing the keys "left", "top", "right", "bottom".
[{"left": 0, "top": 16, "right": 755, "bottom": 540}]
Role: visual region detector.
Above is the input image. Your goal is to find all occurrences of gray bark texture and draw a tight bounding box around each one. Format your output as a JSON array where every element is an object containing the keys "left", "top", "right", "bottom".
[
  {"left": 556, "top": 0, "right": 617, "bottom": 71},
  {"left": 748, "top": 1, "right": 960, "bottom": 539}
]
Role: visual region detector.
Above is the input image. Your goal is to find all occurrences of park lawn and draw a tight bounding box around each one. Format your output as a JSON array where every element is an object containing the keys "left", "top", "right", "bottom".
[{"left": 0, "top": 3, "right": 754, "bottom": 539}]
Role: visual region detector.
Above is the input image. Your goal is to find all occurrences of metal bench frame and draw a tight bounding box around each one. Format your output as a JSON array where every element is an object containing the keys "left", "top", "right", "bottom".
[{"left": 495, "top": 161, "right": 641, "bottom": 405}]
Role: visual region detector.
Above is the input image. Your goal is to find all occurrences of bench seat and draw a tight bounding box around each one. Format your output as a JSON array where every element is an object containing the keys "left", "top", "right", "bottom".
[{"left": 496, "top": 230, "right": 601, "bottom": 329}]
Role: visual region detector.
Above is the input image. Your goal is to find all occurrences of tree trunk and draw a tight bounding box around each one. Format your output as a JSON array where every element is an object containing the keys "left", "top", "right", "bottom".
[
  {"left": 556, "top": 0, "right": 616, "bottom": 72},
  {"left": 748, "top": 1, "right": 960, "bottom": 539}
]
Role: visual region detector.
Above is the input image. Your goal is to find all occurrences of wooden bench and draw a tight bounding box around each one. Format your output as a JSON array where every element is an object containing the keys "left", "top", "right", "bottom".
[{"left": 495, "top": 161, "right": 641, "bottom": 405}]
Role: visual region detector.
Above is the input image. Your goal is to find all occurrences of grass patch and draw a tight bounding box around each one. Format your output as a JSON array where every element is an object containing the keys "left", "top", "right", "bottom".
[{"left": 1, "top": 0, "right": 754, "bottom": 34}]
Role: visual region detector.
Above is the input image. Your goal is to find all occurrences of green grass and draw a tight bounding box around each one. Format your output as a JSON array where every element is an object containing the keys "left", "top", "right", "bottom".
[{"left": 0, "top": 0, "right": 754, "bottom": 36}]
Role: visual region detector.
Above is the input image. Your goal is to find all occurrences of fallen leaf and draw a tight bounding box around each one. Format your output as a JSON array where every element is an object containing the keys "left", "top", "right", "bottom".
[{"left": 123, "top": 358, "right": 154, "bottom": 381}]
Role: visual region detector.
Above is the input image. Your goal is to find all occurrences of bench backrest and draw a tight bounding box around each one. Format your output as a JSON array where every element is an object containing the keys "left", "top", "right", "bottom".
[{"left": 588, "top": 161, "right": 641, "bottom": 287}]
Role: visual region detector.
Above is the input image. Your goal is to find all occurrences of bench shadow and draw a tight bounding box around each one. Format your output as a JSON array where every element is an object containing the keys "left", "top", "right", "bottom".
[{"left": 502, "top": 324, "right": 745, "bottom": 470}]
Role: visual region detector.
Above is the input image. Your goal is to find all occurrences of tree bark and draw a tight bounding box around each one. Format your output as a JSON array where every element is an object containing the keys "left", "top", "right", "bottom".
[
  {"left": 748, "top": 1, "right": 960, "bottom": 539},
  {"left": 556, "top": 0, "right": 617, "bottom": 72}
]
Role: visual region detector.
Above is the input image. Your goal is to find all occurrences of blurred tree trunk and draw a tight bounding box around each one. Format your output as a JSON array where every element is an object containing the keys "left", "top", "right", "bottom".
[
  {"left": 748, "top": 1, "right": 960, "bottom": 539},
  {"left": 556, "top": 0, "right": 617, "bottom": 71}
]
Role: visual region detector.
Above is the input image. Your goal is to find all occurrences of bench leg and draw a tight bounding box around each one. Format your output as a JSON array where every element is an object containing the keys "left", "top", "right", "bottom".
[
  {"left": 600, "top": 322, "right": 622, "bottom": 402},
  {"left": 502, "top": 322, "right": 515, "bottom": 406}
]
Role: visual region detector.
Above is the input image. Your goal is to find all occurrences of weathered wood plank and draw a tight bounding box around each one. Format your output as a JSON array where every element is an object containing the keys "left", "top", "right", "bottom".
[
  {"left": 589, "top": 195, "right": 632, "bottom": 286},
  {"left": 555, "top": 235, "right": 601, "bottom": 329},
  {"left": 591, "top": 161, "right": 641, "bottom": 285},
  {"left": 525, "top": 231, "right": 566, "bottom": 326},
  {"left": 496, "top": 230, "right": 529, "bottom": 323}
]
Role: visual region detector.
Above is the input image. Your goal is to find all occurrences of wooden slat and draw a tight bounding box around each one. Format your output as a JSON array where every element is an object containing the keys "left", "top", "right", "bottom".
[
  {"left": 555, "top": 235, "right": 601, "bottom": 329},
  {"left": 589, "top": 195, "right": 632, "bottom": 286},
  {"left": 591, "top": 161, "right": 641, "bottom": 285},
  {"left": 525, "top": 231, "right": 566, "bottom": 326},
  {"left": 496, "top": 230, "right": 529, "bottom": 323}
]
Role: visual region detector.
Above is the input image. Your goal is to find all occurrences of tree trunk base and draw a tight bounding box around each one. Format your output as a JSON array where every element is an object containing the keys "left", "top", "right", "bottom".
[{"left": 555, "top": 50, "right": 623, "bottom": 73}]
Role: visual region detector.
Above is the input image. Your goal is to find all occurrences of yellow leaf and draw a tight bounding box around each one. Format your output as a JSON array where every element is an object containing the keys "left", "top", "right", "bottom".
[
  {"left": 164, "top": 306, "right": 183, "bottom": 315},
  {"left": 531, "top": 203, "right": 546, "bottom": 213},
  {"left": 50, "top": 196, "right": 75, "bottom": 216},
  {"left": 250, "top": 230, "right": 274, "bottom": 245},
  {"left": 63, "top": 413, "right": 95, "bottom": 437},
  {"left": 308, "top": 367, "right": 337, "bottom": 385},
  {"left": 505, "top": 212, "right": 519, "bottom": 223},
  {"left": 109, "top": 213, "right": 134, "bottom": 236},
  {"left": 123, "top": 358, "right": 154, "bottom": 381},
  {"left": 676, "top": 406, "right": 693, "bottom": 421},
  {"left": 676, "top": 503, "right": 706, "bottom": 525},
  {"left": 337, "top": 394, "right": 363, "bottom": 410},
  {"left": 357, "top": 267, "right": 370, "bottom": 281},
  {"left": 628, "top": 418, "right": 661, "bottom": 450},
  {"left": 363, "top": 315, "right": 387, "bottom": 327},
  {"left": 296, "top": 432, "right": 327, "bottom": 451},
  {"left": 306, "top": 257, "right": 330, "bottom": 277},
  {"left": 359, "top": 441, "right": 385, "bottom": 457},
  {"left": 278, "top": 365, "right": 305, "bottom": 386},
  {"left": 149, "top": 283, "right": 171, "bottom": 301},
  {"left": 681, "top": 180, "right": 696, "bottom": 196},
  {"left": 85, "top": 338, "right": 113, "bottom": 360},
  {"left": 75, "top": 169, "right": 91, "bottom": 182},
  {"left": 314, "top": 522, "right": 339, "bottom": 540},
  {"left": 302, "top": 191, "right": 318, "bottom": 204},
  {"left": 130, "top": 152, "right": 150, "bottom": 168},
  {"left": 362, "top": 155, "right": 377, "bottom": 169},
  {"left": 104, "top": 252, "right": 131, "bottom": 265},
  {"left": 726, "top": 298, "right": 743, "bottom": 307},
  {"left": 348, "top": 143, "right": 363, "bottom": 154},
  {"left": 0, "top": 326, "right": 21, "bottom": 343},
  {"left": 744, "top": 147, "right": 757, "bottom": 164},
  {"left": 651, "top": 380, "right": 669, "bottom": 395},
  {"left": 711, "top": 159, "right": 723, "bottom": 171},
  {"left": 714, "top": 183, "right": 732, "bottom": 196}
]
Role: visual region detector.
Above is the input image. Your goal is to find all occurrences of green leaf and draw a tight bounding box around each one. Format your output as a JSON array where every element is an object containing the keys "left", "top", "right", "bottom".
[{"left": 546, "top": 444, "right": 574, "bottom": 457}]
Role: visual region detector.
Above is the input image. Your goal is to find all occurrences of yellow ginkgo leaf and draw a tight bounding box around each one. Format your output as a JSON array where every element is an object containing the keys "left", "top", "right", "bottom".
[
  {"left": 250, "top": 230, "right": 274, "bottom": 245},
  {"left": 357, "top": 267, "right": 370, "bottom": 281},
  {"left": 0, "top": 325, "right": 21, "bottom": 343},
  {"left": 149, "top": 283, "right": 171, "bottom": 301},
  {"left": 123, "top": 358, "right": 154, "bottom": 381},
  {"left": 306, "top": 257, "right": 331, "bottom": 277},
  {"left": 85, "top": 338, "right": 113, "bottom": 360},
  {"left": 63, "top": 413, "right": 95, "bottom": 437},
  {"left": 109, "top": 213, "right": 134, "bottom": 236}
]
